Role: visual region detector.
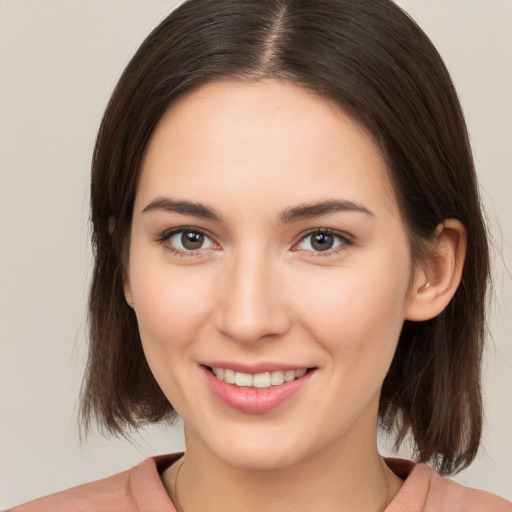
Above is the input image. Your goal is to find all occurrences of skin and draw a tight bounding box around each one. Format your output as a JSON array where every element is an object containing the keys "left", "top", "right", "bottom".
[{"left": 124, "top": 80, "right": 466, "bottom": 512}]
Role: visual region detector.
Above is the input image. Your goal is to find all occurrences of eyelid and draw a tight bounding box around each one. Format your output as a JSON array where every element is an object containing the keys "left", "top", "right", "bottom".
[
  {"left": 155, "top": 226, "right": 354, "bottom": 258},
  {"left": 155, "top": 226, "right": 220, "bottom": 256},
  {"left": 292, "top": 228, "right": 354, "bottom": 256}
]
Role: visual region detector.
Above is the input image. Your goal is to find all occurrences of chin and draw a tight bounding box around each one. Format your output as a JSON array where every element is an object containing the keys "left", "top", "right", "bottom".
[
  {"left": 222, "top": 446, "right": 304, "bottom": 471},
  {"left": 203, "top": 426, "right": 315, "bottom": 471}
]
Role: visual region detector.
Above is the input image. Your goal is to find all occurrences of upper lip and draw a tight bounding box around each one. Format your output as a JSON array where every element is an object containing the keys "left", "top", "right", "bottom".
[{"left": 202, "top": 361, "right": 314, "bottom": 374}]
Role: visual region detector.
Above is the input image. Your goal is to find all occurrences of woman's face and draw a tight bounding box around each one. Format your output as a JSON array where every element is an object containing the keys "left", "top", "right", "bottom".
[{"left": 125, "top": 80, "right": 421, "bottom": 469}]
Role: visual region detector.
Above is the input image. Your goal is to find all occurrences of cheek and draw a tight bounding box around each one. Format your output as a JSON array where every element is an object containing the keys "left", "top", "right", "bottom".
[
  {"left": 296, "top": 250, "right": 411, "bottom": 373},
  {"left": 133, "top": 270, "right": 212, "bottom": 349},
  {"left": 129, "top": 261, "right": 217, "bottom": 413}
]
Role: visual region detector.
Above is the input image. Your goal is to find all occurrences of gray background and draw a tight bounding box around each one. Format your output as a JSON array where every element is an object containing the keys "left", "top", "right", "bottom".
[{"left": 1, "top": 0, "right": 511, "bottom": 507}]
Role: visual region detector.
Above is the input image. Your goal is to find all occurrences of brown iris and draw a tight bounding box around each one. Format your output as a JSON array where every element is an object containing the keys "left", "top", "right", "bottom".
[
  {"left": 310, "top": 232, "right": 334, "bottom": 251},
  {"left": 181, "top": 231, "right": 204, "bottom": 250}
]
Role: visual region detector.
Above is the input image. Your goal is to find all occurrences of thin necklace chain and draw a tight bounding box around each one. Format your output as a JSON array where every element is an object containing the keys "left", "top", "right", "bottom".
[
  {"left": 171, "top": 456, "right": 397, "bottom": 511},
  {"left": 173, "top": 457, "right": 186, "bottom": 512}
]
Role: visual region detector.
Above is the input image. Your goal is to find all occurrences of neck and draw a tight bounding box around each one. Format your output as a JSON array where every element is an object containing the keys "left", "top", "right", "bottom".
[{"left": 162, "top": 428, "right": 403, "bottom": 512}]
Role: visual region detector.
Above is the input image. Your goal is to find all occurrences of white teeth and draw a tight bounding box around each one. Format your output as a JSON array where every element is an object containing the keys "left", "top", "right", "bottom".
[
  {"left": 284, "top": 370, "right": 296, "bottom": 382},
  {"left": 212, "top": 367, "right": 308, "bottom": 388},
  {"left": 235, "top": 372, "right": 253, "bottom": 387},
  {"left": 270, "top": 371, "right": 285, "bottom": 385},
  {"left": 252, "top": 372, "right": 271, "bottom": 388},
  {"left": 224, "top": 368, "right": 236, "bottom": 384}
]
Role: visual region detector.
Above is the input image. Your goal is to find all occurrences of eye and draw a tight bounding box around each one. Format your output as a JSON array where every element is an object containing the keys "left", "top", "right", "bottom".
[
  {"left": 159, "top": 228, "right": 218, "bottom": 255},
  {"left": 294, "top": 229, "right": 352, "bottom": 254}
]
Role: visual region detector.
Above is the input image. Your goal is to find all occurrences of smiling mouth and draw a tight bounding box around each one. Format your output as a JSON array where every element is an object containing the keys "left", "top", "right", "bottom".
[
  {"left": 203, "top": 365, "right": 316, "bottom": 414},
  {"left": 208, "top": 367, "right": 311, "bottom": 389}
]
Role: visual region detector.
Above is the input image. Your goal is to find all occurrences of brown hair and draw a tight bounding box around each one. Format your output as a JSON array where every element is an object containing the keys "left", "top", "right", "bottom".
[{"left": 81, "top": 0, "right": 489, "bottom": 475}]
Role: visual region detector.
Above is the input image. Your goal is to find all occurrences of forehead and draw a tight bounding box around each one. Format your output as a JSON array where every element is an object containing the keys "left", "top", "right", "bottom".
[{"left": 136, "top": 79, "right": 398, "bottom": 220}]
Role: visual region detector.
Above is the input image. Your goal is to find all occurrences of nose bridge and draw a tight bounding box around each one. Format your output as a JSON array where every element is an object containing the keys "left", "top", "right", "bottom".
[{"left": 215, "top": 245, "right": 290, "bottom": 343}]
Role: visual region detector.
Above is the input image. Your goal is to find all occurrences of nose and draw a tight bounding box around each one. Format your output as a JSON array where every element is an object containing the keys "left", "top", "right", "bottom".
[{"left": 214, "top": 250, "right": 291, "bottom": 344}]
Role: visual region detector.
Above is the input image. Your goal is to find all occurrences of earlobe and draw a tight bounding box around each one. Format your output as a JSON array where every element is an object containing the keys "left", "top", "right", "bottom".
[{"left": 405, "top": 219, "right": 467, "bottom": 321}]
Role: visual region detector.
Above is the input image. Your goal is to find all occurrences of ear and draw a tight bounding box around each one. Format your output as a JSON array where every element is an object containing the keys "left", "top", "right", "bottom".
[
  {"left": 123, "top": 269, "right": 135, "bottom": 309},
  {"left": 405, "top": 219, "right": 467, "bottom": 321},
  {"left": 108, "top": 216, "right": 116, "bottom": 235},
  {"left": 110, "top": 216, "right": 135, "bottom": 308}
]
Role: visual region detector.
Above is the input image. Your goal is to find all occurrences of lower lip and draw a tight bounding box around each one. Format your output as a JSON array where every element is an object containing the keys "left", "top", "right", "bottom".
[{"left": 203, "top": 367, "right": 314, "bottom": 414}]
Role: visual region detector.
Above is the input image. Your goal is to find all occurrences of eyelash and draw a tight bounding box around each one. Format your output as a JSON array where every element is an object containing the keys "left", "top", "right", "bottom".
[
  {"left": 294, "top": 228, "right": 354, "bottom": 258},
  {"left": 155, "top": 227, "right": 215, "bottom": 257},
  {"left": 155, "top": 227, "right": 354, "bottom": 258}
]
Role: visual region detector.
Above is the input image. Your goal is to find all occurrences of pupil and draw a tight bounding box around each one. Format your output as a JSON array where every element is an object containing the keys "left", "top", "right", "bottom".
[
  {"left": 182, "top": 231, "right": 204, "bottom": 250},
  {"left": 312, "top": 233, "right": 333, "bottom": 251}
]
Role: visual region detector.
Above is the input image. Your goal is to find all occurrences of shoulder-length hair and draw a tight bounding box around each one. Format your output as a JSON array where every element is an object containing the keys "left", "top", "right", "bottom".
[{"left": 81, "top": 0, "right": 489, "bottom": 476}]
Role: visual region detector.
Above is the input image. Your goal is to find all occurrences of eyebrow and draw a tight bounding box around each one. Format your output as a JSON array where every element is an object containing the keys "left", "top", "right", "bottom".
[
  {"left": 142, "top": 198, "right": 223, "bottom": 221},
  {"left": 278, "top": 200, "right": 374, "bottom": 224},
  {"left": 142, "top": 197, "right": 374, "bottom": 223}
]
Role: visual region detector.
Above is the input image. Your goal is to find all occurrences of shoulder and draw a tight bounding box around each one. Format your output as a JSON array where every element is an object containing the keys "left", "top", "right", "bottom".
[
  {"left": 385, "top": 458, "right": 512, "bottom": 512},
  {"left": 8, "top": 454, "right": 180, "bottom": 512},
  {"left": 8, "top": 467, "right": 134, "bottom": 512}
]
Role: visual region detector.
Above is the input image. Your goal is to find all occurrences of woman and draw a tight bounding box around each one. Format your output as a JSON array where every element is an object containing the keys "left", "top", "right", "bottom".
[{"left": 9, "top": 0, "right": 511, "bottom": 510}]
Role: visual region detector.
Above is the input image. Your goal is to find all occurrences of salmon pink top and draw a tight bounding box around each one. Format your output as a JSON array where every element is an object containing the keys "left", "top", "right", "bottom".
[{"left": 9, "top": 453, "right": 512, "bottom": 511}]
